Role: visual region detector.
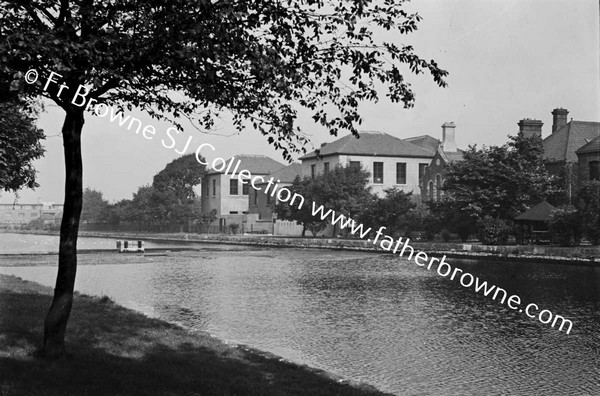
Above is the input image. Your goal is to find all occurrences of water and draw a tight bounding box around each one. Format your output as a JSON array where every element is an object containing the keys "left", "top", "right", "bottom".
[{"left": 1, "top": 233, "right": 599, "bottom": 395}]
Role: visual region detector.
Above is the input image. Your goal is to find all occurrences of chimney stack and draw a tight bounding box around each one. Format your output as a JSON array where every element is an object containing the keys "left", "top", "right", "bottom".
[
  {"left": 441, "top": 122, "right": 457, "bottom": 152},
  {"left": 551, "top": 108, "right": 568, "bottom": 134},
  {"left": 518, "top": 119, "right": 543, "bottom": 138}
]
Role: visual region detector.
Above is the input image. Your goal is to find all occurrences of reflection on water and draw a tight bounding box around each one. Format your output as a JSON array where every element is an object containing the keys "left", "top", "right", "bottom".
[{"left": 1, "top": 235, "right": 599, "bottom": 395}]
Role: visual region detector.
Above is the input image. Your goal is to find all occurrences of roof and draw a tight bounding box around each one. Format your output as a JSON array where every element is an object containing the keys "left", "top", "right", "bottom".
[
  {"left": 543, "top": 121, "right": 600, "bottom": 162},
  {"left": 515, "top": 201, "right": 558, "bottom": 222},
  {"left": 576, "top": 136, "right": 600, "bottom": 155},
  {"left": 299, "top": 132, "right": 436, "bottom": 160},
  {"left": 255, "top": 162, "right": 302, "bottom": 184},
  {"left": 207, "top": 154, "right": 284, "bottom": 175},
  {"left": 440, "top": 149, "right": 465, "bottom": 163},
  {"left": 403, "top": 135, "right": 440, "bottom": 154}
]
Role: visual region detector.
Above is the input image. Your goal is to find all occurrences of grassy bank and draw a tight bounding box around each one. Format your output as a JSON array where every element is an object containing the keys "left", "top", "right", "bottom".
[{"left": 0, "top": 274, "right": 389, "bottom": 396}]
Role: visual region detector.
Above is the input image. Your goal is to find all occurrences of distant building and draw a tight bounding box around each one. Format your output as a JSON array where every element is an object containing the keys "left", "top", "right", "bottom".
[
  {"left": 200, "top": 154, "right": 284, "bottom": 229},
  {"left": 420, "top": 122, "right": 464, "bottom": 202},
  {"left": 299, "top": 131, "right": 435, "bottom": 199},
  {"left": 576, "top": 137, "right": 600, "bottom": 182},
  {"left": 246, "top": 162, "right": 304, "bottom": 235},
  {"left": 541, "top": 108, "right": 600, "bottom": 201},
  {"left": 0, "top": 201, "right": 63, "bottom": 228}
]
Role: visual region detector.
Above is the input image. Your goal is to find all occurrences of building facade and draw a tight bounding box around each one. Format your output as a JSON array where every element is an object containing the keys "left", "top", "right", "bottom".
[
  {"left": 299, "top": 132, "right": 435, "bottom": 199},
  {"left": 200, "top": 154, "right": 284, "bottom": 228},
  {"left": 0, "top": 201, "right": 63, "bottom": 228}
]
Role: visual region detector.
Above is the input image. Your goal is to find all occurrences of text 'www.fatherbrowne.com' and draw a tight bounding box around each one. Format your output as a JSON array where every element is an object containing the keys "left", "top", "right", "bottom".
[{"left": 309, "top": 203, "right": 574, "bottom": 335}]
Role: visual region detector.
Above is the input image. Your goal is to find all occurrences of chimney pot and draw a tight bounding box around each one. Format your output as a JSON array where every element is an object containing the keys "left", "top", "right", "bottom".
[
  {"left": 551, "top": 108, "right": 569, "bottom": 134},
  {"left": 518, "top": 119, "right": 543, "bottom": 138},
  {"left": 441, "top": 122, "right": 457, "bottom": 152}
]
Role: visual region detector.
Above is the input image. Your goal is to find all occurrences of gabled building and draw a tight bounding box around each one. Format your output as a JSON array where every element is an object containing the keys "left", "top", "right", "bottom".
[
  {"left": 541, "top": 108, "right": 600, "bottom": 201},
  {"left": 200, "top": 154, "right": 284, "bottom": 222},
  {"left": 420, "top": 122, "right": 464, "bottom": 202},
  {"left": 299, "top": 131, "right": 436, "bottom": 199},
  {"left": 576, "top": 137, "right": 600, "bottom": 182}
]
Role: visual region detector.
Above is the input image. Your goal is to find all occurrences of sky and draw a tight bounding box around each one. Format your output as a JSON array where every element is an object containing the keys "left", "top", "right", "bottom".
[{"left": 2, "top": 0, "right": 599, "bottom": 204}]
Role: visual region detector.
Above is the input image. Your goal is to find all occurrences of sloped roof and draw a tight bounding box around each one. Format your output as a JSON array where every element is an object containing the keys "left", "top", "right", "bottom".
[
  {"left": 255, "top": 162, "right": 302, "bottom": 184},
  {"left": 403, "top": 135, "right": 440, "bottom": 154},
  {"left": 440, "top": 149, "right": 465, "bottom": 163},
  {"left": 515, "top": 201, "right": 558, "bottom": 222},
  {"left": 207, "top": 154, "right": 284, "bottom": 175},
  {"left": 576, "top": 136, "right": 600, "bottom": 155},
  {"left": 299, "top": 132, "right": 436, "bottom": 160},
  {"left": 543, "top": 121, "right": 600, "bottom": 162}
]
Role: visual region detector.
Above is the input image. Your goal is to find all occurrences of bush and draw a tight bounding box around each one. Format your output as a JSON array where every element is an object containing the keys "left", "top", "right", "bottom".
[
  {"left": 548, "top": 206, "right": 582, "bottom": 246},
  {"left": 577, "top": 181, "right": 600, "bottom": 245},
  {"left": 228, "top": 223, "right": 240, "bottom": 234},
  {"left": 440, "top": 229, "right": 452, "bottom": 242},
  {"left": 476, "top": 216, "right": 512, "bottom": 245}
]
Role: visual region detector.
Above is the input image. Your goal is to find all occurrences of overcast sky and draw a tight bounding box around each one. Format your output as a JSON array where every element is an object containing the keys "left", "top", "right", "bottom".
[{"left": 2, "top": 0, "right": 599, "bottom": 204}]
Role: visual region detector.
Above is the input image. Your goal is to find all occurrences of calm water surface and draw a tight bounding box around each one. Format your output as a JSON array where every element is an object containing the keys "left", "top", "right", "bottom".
[{"left": 1, "top": 233, "right": 599, "bottom": 395}]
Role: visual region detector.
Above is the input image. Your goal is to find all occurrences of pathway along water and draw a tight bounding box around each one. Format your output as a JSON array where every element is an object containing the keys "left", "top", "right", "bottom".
[{"left": 0, "top": 233, "right": 598, "bottom": 394}]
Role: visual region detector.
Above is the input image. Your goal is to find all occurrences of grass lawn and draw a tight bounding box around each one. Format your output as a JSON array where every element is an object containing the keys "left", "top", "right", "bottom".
[{"left": 0, "top": 274, "right": 390, "bottom": 396}]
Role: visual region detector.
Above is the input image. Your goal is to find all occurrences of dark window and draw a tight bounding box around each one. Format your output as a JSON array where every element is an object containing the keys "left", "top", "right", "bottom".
[
  {"left": 229, "top": 211, "right": 238, "bottom": 214},
  {"left": 436, "top": 174, "right": 442, "bottom": 202},
  {"left": 242, "top": 182, "right": 249, "bottom": 195},
  {"left": 212, "top": 179, "right": 216, "bottom": 196},
  {"left": 267, "top": 193, "right": 271, "bottom": 205},
  {"left": 350, "top": 161, "right": 360, "bottom": 168},
  {"left": 396, "top": 162, "right": 407, "bottom": 184},
  {"left": 419, "top": 163, "right": 428, "bottom": 182},
  {"left": 324, "top": 162, "right": 330, "bottom": 173},
  {"left": 428, "top": 181, "right": 434, "bottom": 200},
  {"left": 253, "top": 190, "right": 258, "bottom": 205},
  {"left": 590, "top": 161, "right": 600, "bottom": 181},
  {"left": 373, "top": 162, "right": 384, "bottom": 184},
  {"left": 230, "top": 179, "right": 238, "bottom": 195},
  {"left": 311, "top": 164, "right": 316, "bottom": 179}
]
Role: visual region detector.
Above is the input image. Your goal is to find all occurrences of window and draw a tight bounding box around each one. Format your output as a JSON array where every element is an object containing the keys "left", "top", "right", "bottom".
[
  {"left": 419, "top": 163, "right": 428, "bottom": 182},
  {"left": 436, "top": 174, "right": 442, "bottom": 202},
  {"left": 396, "top": 162, "right": 407, "bottom": 184},
  {"left": 230, "top": 179, "right": 238, "bottom": 195},
  {"left": 428, "top": 181, "right": 434, "bottom": 200},
  {"left": 267, "top": 193, "right": 271, "bottom": 205},
  {"left": 311, "top": 164, "right": 316, "bottom": 179},
  {"left": 350, "top": 161, "right": 360, "bottom": 168},
  {"left": 253, "top": 190, "right": 258, "bottom": 205},
  {"left": 212, "top": 179, "right": 216, "bottom": 196},
  {"left": 324, "top": 162, "right": 330, "bottom": 173},
  {"left": 242, "top": 182, "right": 249, "bottom": 195},
  {"left": 590, "top": 161, "right": 600, "bottom": 181},
  {"left": 229, "top": 211, "right": 238, "bottom": 214},
  {"left": 373, "top": 162, "right": 384, "bottom": 184}
]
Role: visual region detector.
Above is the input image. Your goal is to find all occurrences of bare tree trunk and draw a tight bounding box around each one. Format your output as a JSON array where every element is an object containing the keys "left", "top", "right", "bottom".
[{"left": 43, "top": 109, "right": 84, "bottom": 358}]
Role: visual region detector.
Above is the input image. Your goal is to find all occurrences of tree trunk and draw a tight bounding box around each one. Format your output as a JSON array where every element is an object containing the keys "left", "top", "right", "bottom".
[{"left": 43, "top": 109, "right": 85, "bottom": 358}]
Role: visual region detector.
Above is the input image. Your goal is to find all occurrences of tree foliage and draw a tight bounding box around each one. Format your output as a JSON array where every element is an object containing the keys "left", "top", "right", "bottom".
[
  {"left": 80, "top": 187, "right": 109, "bottom": 224},
  {"left": 272, "top": 176, "right": 328, "bottom": 237},
  {"left": 443, "top": 133, "right": 558, "bottom": 221},
  {"left": 0, "top": 89, "right": 45, "bottom": 192},
  {"left": 575, "top": 180, "right": 600, "bottom": 245},
  {"left": 358, "top": 187, "right": 415, "bottom": 237},
  {"left": 274, "top": 163, "right": 372, "bottom": 236}
]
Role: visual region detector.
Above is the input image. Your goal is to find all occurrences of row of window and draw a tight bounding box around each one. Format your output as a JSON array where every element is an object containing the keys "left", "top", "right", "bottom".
[{"left": 310, "top": 161, "right": 429, "bottom": 185}]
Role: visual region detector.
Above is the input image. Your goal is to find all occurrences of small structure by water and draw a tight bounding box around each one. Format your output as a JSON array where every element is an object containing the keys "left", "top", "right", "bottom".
[
  {"left": 515, "top": 201, "right": 557, "bottom": 244},
  {"left": 116, "top": 240, "right": 145, "bottom": 253}
]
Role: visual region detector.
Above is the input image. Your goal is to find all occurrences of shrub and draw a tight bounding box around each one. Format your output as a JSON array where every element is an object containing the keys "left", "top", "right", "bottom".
[
  {"left": 476, "top": 216, "right": 512, "bottom": 245},
  {"left": 228, "top": 223, "right": 240, "bottom": 234},
  {"left": 548, "top": 206, "right": 582, "bottom": 246},
  {"left": 440, "top": 229, "right": 452, "bottom": 242}
]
